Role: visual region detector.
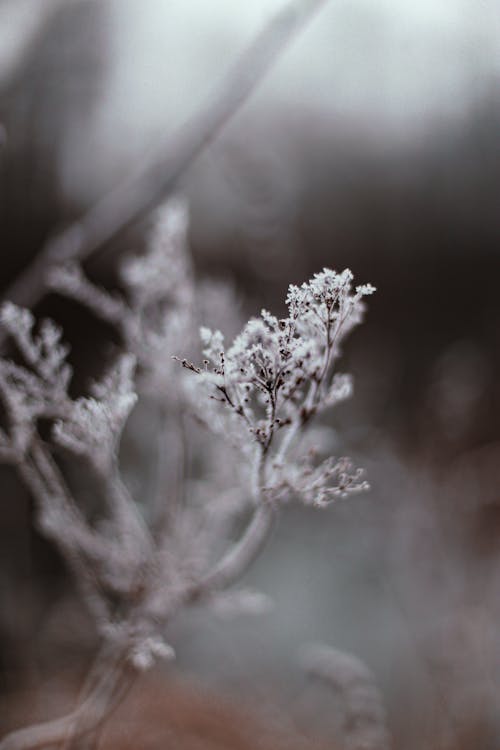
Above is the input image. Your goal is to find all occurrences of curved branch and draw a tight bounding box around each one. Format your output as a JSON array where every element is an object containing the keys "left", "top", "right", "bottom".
[
  {"left": 1, "top": 0, "right": 329, "bottom": 315},
  {"left": 191, "top": 501, "right": 275, "bottom": 599}
]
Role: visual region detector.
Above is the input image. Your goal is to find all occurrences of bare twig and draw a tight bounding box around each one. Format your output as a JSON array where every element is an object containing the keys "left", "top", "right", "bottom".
[{"left": 1, "top": 0, "right": 329, "bottom": 315}]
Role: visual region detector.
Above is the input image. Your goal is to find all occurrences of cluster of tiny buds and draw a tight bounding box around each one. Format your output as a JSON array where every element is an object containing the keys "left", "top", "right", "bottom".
[{"left": 174, "top": 267, "right": 374, "bottom": 506}]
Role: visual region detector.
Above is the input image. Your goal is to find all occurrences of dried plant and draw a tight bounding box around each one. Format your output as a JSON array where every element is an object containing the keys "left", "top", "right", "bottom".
[
  {"left": 0, "top": 199, "right": 379, "bottom": 749},
  {"left": 0, "top": 1, "right": 391, "bottom": 746}
]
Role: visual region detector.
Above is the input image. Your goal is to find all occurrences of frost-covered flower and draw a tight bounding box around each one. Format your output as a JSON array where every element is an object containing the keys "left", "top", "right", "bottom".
[{"left": 179, "top": 268, "right": 374, "bottom": 507}]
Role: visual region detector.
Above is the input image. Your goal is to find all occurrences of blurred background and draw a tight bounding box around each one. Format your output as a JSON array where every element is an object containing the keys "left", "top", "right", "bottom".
[{"left": 0, "top": 1, "right": 499, "bottom": 748}]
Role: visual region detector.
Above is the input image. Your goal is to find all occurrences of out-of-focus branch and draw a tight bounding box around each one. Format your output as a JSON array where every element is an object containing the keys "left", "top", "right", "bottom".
[
  {"left": 1, "top": 0, "right": 329, "bottom": 315},
  {"left": 193, "top": 501, "right": 275, "bottom": 595},
  {"left": 0, "top": 496, "right": 276, "bottom": 750},
  {"left": 0, "top": 0, "right": 82, "bottom": 92},
  {"left": 151, "top": 406, "right": 186, "bottom": 540},
  {"left": 186, "top": 447, "right": 274, "bottom": 599}
]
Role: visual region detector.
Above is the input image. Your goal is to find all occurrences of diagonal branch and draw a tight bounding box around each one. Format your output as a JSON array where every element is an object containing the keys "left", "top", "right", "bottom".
[
  {"left": 192, "top": 501, "right": 275, "bottom": 596},
  {"left": 1, "top": 0, "right": 329, "bottom": 315}
]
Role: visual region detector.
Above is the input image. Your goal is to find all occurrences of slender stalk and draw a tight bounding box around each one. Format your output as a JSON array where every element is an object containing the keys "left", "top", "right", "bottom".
[
  {"left": 151, "top": 405, "right": 186, "bottom": 541},
  {"left": 192, "top": 501, "right": 275, "bottom": 596}
]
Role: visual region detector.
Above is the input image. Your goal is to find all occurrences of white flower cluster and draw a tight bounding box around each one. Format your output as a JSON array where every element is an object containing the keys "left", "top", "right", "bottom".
[{"left": 181, "top": 268, "right": 374, "bottom": 505}]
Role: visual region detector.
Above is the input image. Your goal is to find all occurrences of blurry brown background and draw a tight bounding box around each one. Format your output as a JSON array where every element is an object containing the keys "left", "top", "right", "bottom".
[{"left": 0, "top": 2, "right": 499, "bottom": 748}]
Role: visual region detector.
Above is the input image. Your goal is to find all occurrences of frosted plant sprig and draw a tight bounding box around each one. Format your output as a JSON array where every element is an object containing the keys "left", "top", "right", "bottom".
[
  {"left": 0, "top": 257, "right": 377, "bottom": 749},
  {"left": 268, "top": 454, "right": 369, "bottom": 507},
  {"left": 0, "top": 310, "right": 154, "bottom": 602},
  {"left": 0, "top": 302, "right": 71, "bottom": 388},
  {"left": 0, "top": 0, "right": 382, "bottom": 743},
  {"left": 179, "top": 268, "right": 374, "bottom": 507}
]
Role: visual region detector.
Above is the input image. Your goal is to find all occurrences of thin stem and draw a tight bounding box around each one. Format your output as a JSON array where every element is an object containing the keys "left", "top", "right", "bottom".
[
  {"left": 189, "top": 446, "right": 273, "bottom": 597},
  {"left": 18, "top": 443, "right": 111, "bottom": 623},
  {"left": 152, "top": 405, "right": 187, "bottom": 542},
  {"left": 191, "top": 502, "right": 275, "bottom": 597}
]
